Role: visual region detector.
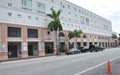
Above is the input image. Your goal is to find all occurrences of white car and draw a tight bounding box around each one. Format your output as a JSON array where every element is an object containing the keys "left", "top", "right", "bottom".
[{"left": 66, "top": 48, "right": 81, "bottom": 55}]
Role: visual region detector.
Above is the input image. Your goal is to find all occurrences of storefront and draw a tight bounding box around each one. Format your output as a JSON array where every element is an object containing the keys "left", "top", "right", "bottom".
[{"left": 8, "top": 42, "right": 21, "bottom": 58}]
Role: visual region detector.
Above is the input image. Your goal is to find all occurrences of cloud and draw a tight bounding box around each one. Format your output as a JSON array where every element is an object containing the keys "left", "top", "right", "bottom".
[{"left": 67, "top": 0, "right": 120, "bottom": 33}]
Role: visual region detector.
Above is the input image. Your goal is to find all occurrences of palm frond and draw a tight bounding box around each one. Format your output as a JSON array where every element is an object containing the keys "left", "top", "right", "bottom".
[
  {"left": 68, "top": 31, "right": 74, "bottom": 39},
  {"left": 47, "top": 8, "right": 63, "bottom": 32},
  {"left": 57, "top": 10, "right": 61, "bottom": 18},
  {"left": 47, "top": 14, "right": 54, "bottom": 19},
  {"left": 50, "top": 8, "right": 57, "bottom": 19}
]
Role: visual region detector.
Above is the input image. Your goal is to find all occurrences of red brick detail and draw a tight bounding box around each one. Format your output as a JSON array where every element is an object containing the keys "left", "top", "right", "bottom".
[
  {"left": 38, "top": 50, "right": 44, "bottom": 53},
  {"left": 0, "top": 52, "right": 2, "bottom": 56},
  {"left": 21, "top": 51, "right": 28, "bottom": 55},
  {"left": 22, "top": 26, "right": 27, "bottom": 42},
  {"left": 54, "top": 49, "right": 57, "bottom": 53},
  {"left": 1, "top": 24, "right": 7, "bottom": 43},
  {"left": 40, "top": 28, "right": 44, "bottom": 42},
  {"left": 0, "top": 52, "right": 8, "bottom": 56}
]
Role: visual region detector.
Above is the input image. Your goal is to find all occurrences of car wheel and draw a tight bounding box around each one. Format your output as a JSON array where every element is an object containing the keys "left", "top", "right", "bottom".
[
  {"left": 79, "top": 51, "right": 81, "bottom": 54},
  {"left": 90, "top": 50, "right": 92, "bottom": 52}
]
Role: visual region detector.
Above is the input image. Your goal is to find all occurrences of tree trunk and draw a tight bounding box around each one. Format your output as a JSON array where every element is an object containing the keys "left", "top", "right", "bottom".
[
  {"left": 75, "top": 37, "right": 77, "bottom": 48},
  {"left": 55, "top": 31, "right": 58, "bottom": 55}
]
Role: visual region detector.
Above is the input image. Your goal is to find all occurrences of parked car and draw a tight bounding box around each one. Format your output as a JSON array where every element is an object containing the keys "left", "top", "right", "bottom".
[
  {"left": 82, "top": 46, "right": 90, "bottom": 52},
  {"left": 78, "top": 47, "right": 85, "bottom": 53},
  {"left": 89, "top": 45, "right": 105, "bottom": 52},
  {"left": 101, "top": 46, "right": 105, "bottom": 50},
  {"left": 66, "top": 48, "right": 81, "bottom": 55},
  {"left": 89, "top": 45, "right": 95, "bottom": 52}
]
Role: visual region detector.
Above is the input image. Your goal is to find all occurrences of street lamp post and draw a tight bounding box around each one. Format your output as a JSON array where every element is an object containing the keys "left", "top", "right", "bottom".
[{"left": 118, "top": 34, "right": 120, "bottom": 41}]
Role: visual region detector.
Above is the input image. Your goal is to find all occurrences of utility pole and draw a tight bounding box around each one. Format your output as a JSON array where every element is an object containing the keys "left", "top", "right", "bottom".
[{"left": 118, "top": 34, "right": 120, "bottom": 47}]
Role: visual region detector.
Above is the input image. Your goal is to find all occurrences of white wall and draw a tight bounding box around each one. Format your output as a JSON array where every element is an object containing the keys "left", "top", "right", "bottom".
[{"left": 0, "top": 0, "right": 112, "bottom": 36}]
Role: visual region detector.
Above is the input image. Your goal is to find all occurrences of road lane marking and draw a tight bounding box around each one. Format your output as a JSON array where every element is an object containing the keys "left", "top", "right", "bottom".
[{"left": 74, "top": 56, "right": 120, "bottom": 75}]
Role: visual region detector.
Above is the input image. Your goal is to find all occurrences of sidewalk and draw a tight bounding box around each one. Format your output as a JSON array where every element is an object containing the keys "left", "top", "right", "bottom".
[
  {"left": 0, "top": 48, "right": 118, "bottom": 63},
  {"left": 0, "top": 54, "right": 56, "bottom": 63}
]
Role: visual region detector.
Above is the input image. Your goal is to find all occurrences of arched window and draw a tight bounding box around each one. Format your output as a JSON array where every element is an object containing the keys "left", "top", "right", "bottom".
[
  {"left": 83, "top": 35, "right": 87, "bottom": 38},
  {"left": 59, "top": 32, "right": 65, "bottom": 37},
  {"left": 98, "top": 36, "right": 101, "bottom": 39}
]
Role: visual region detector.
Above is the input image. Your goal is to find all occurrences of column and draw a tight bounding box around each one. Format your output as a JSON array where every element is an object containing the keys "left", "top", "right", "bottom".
[
  {"left": 38, "top": 28, "right": 45, "bottom": 56},
  {"left": 74, "top": 37, "right": 76, "bottom": 48},
  {"left": 65, "top": 31, "right": 69, "bottom": 51},
  {"left": 21, "top": 26, "right": 28, "bottom": 58},
  {"left": 81, "top": 34, "right": 83, "bottom": 47},
  {"left": 0, "top": 23, "right": 8, "bottom": 60}
]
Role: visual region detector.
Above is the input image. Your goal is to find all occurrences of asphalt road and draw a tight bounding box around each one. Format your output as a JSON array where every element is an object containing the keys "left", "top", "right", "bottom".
[
  {"left": 79, "top": 57, "right": 120, "bottom": 75},
  {"left": 0, "top": 48, "right": 120, "bottom": 75}
]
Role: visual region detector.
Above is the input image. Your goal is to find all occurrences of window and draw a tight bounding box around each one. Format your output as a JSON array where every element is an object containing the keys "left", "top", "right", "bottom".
[
  {"left": 28, "top": 16, "right": 31, "bottom": 19},
  {"left": 44, "top": 18, "right": 48, "bottom": 21},
  {"left": 68, "top": 12, "right": 70, "bottom": 14},
  {"left": 74, "top": 8, "right": 76, "bottom": 11},
  {"left": 37, "top": 2, "right": 46, "bottom": 13},
  {"left": 60, "top": 1, "right": 62, "bottom": 5},
  {"left": 28, "top": 29, "right": 38, "bottom": 38},
  {"left": 51, "top": 0, "right": 54, "bottom": 2},
  {"left": 75, "top": 14, "right": 77, "bottom": 16},
  {"left": 7, "top": 0, "right": 12, "bottom": 6},
  {"left": 22, "top": 0, "right": 32, "bottom": 8},
  {"left": 8, "top": 27, "right": 21, "bottom": 37},
  {"left": 17, "top": 14, "right": 21, "bottom": 17},
  {"left": 69, "top": 18, "right": 71, "bottom": 21},
  {"left": 68, "top": 5, "right": 70, "bottom": 9},
  {"left": 8, "top": 2, "right": 12, "bottom": 6},
  {"left": 8, "top": 12, "right": 12, "bottom": 16},
  {"left": 82, "top": 11, "right": 84, "bottom": 14},
  {"left": 83, "top": 35, "right": 87, "bottom": 38},
  {"left": 35, "top": 17, "right": 39, "bottom": 20},
  {"left": 86, "top": 18, "right": 89, "bottom": 25},
  {"left": 62, "top": 5, "right": 65, "bottom": 8},
  {"left": 79, "top": 9, "right": 81, "bottom": 12},
  {"left": 80, "top": 16, "right": 84, "bottom": 24}
]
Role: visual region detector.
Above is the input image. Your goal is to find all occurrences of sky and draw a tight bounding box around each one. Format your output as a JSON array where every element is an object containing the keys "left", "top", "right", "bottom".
[{"left": 67, "top": 0, "right": 120, "bottom": 34}]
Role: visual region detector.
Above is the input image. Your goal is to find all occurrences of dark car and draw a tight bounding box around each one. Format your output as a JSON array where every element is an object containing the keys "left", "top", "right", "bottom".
[
  {"left": 83, "top": 46, "right": 90, "bottom": 52},
  {"left": 78, "top": 47, "right": 86, "bottom": 53},
  {"left": 66, "top": 48, "right": 81, "bottom": 55},
  {"left": 89, "top": 45, "right": 105, "bottom": 52},
  {"left": 95, "top": 45, "right": 105, "bottom": 51}
]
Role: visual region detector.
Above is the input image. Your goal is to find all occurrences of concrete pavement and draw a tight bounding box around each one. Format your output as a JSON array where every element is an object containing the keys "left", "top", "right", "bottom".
[{"left": 0, "top": 48, "right": 120, "bottom": 75}]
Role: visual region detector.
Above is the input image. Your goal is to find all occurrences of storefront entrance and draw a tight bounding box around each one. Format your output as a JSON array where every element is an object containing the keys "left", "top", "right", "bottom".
[
  {"left": 59, "top": 42, "right": 65, "bottom": 52},
  {"left": 89, "top": 42, "right": 93, "bottom": 45},
  {"left": 83, "top": 42, "right": 87, "bottom": 46},
  {"left": 69, "top": 42, "right": 74, "bottom": 49},
  {"left": 45, "top": 42, "right": 54, "bottom": 54},
  {"left": 8, "top": 42, "right": 21, "bottom": 58},
  {"left": 77, "top": 42, "right": 81, "bottom": 48},
  {"left": 28, "top": 42, "right": 38, "bottom": 56}
]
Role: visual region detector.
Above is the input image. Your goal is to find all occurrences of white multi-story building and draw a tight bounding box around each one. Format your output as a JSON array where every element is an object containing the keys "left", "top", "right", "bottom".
[{"left": 0, "top": 0, "right": 113, "bottom": 60}]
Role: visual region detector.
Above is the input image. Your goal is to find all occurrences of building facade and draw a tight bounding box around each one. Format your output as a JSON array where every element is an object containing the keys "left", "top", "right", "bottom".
[{"left": 0, "top": 0, "right": 113, "bottom": 60}]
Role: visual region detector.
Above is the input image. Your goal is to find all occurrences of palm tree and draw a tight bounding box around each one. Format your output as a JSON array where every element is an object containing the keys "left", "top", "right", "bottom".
[
  {"left": 73, "top": 30, "right": 83, "bottom": 48},
  {"left": 47, "top": 8, "right": 63, "bottom": 54},
  {"left": 68, "top": 31, "right": 74, "bottom": 40},
  {"left": 111, "top": 34, "right": 117, "bottom": 39},
  {"left": 68, "top": 29, "right": 83, "bottom": 48}
]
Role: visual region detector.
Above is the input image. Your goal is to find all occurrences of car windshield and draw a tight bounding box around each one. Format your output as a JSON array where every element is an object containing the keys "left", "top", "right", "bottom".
[
  {"left": 70, "top": 48, "right": 77, "bottom": 51},
  {"left": 84, "top": 46, "right": 89, "bottom": 48}
]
